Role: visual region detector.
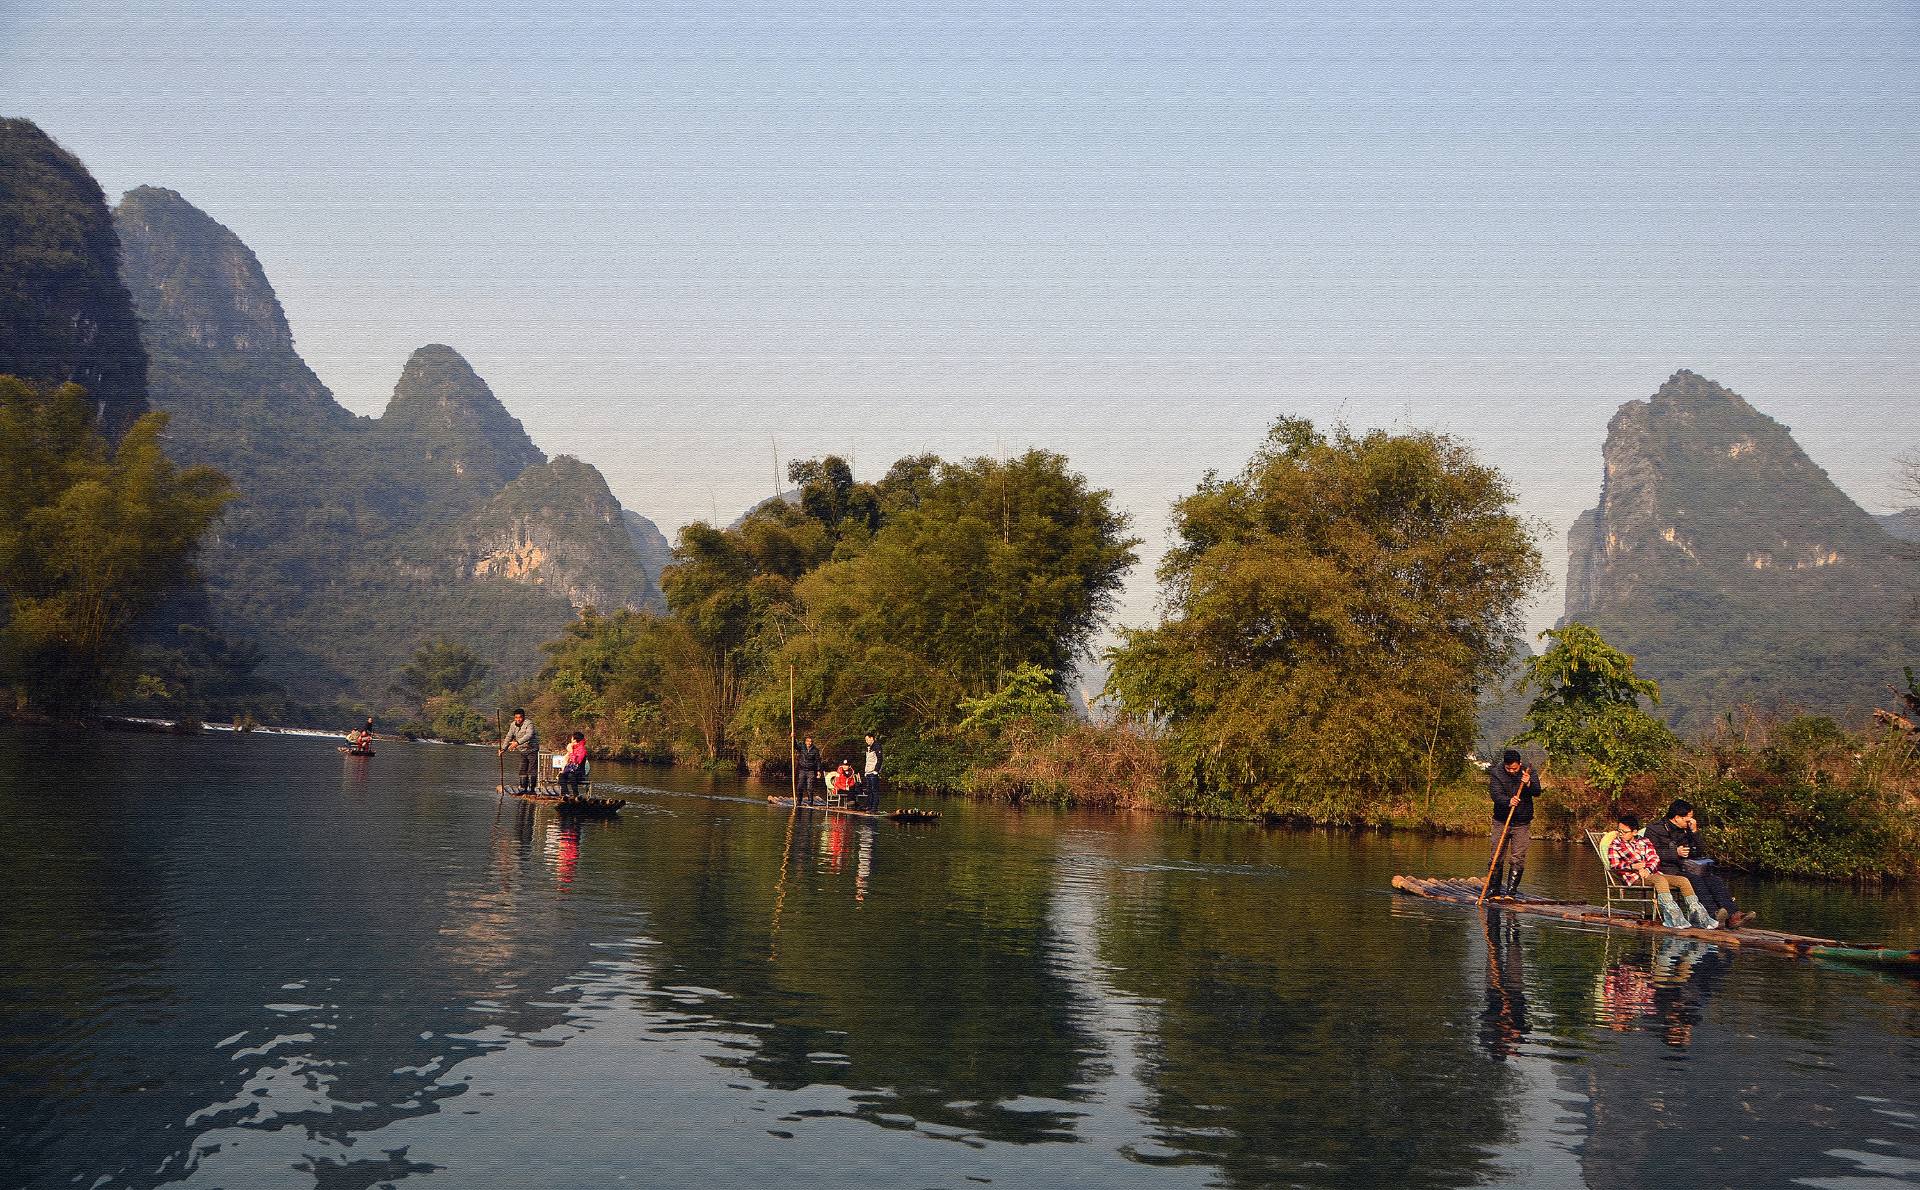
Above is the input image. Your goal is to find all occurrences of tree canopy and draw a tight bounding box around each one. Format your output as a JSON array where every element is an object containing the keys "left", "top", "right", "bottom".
[
  {"left": 1106, "top": 417, "right": 1542, "bottom": 818},
  {"left": 1516, "top": 621, "right": 1677, "bottom": 800},
  {"left": 0, "top": 377, "right": 231, "bottom": 710}
]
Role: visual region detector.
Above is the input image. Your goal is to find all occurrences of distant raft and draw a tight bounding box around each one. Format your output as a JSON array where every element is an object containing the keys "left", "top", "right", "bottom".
[
  {"left": 513, "top": 792, "right": 624, "bottom": 816},
  {"left": 1391, "top": 874, "right": 1920, "bottom": 971},
  {"left": 338, "top": 745, "right": 375, "bottom": 757},
  {"left": 766, "top": 795, "right": 941, "bottom": 823}
]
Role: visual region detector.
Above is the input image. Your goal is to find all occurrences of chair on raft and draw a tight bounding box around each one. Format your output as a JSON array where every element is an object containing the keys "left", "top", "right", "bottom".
[
  {"left": 540, "top": 751, "right": 592, "bottom": 797},
  {"left": 1586, "top": 830, "right": 1658, "bottom": 920}
]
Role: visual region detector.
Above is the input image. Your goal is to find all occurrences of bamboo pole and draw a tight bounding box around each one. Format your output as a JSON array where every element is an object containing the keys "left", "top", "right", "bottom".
[{"left": 789, "top": 663, "right": 797, "bottom": 803}]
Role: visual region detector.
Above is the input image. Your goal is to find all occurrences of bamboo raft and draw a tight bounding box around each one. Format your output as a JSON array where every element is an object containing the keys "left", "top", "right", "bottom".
[
  {"left": 1392, "top": 875, "right": 1920, "bottom": 971},
  {"left": 512, "top": 792, "right": 625, "bottom": 816},
  {"left": 338, "top": 746, "right": 375, "bottom": 757},
  {"left": 766, "top": 796, "right": 941, "bottom": 823}
]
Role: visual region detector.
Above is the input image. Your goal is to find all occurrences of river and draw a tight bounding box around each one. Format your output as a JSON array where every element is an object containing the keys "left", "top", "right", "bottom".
[{"left": 2, "top": 729, "right": 1917, "bottom": 1189}]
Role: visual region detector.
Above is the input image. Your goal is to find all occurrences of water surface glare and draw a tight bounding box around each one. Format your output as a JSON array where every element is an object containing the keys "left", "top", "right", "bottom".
[{"left": 3, "top": 731, "right": 1918, "bottom": 1189}]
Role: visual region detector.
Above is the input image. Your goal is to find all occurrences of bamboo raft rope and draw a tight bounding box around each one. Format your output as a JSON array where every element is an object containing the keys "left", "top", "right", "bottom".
[{"left": 1391, "top": 874, "right": 1920, "bottom": 970}]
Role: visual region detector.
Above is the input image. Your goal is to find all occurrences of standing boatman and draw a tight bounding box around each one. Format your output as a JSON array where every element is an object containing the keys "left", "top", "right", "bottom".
[
  {"left": 1487, "top": 749, "right": 1538, "bottom": 896},
  {"left": 794, "top": 734, "right": 824, "bottom": 805},
  {"left": 500, "top": 708, "right": 540, "bottom": 794},
  {"left": 861, "top": 732, "right": 883, "bottom": 811}
]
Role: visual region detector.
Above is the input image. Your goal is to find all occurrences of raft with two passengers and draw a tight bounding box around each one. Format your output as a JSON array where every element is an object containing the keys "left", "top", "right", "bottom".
[
  {"left": 339, "top": 717, "right": 377, "bottom": 756},
  {"left": 497, "top": 712, "right": 623, "bottom": 816},
  {"left": 1394, "top": 752, "right": 1920, "bottom": 972}
]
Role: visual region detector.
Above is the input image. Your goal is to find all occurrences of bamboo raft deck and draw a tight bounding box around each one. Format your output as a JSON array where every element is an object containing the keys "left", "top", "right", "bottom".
[
  {"left": 1392, "top": 875, "right": 1920, "bottom": 971},
  {"left": 511, "top": 792, "right": 625, "bottom": 816},
  {"left": 766, "top": 796, "right": 941, "bottom": 823},
  {"left": 338, "top": 746, "right": 375, "bottom": 757}
]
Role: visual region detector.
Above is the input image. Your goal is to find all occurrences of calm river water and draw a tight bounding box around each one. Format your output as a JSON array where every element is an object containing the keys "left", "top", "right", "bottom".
[{"left": 3, "top": 730, "right": 1918, "bottom": 1189}]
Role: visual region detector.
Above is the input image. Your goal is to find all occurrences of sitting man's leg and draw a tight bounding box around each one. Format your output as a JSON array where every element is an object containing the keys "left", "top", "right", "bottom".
[{"left": 1662, "top": 873, "right": 1718, "bottom": 929}]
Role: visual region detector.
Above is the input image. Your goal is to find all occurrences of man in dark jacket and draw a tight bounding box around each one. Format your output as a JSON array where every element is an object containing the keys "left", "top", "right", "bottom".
[
  {"left": 1487, "top": 750, "right": 1537, "bottom": 896},
  {"left": 1646, "top": 800, "right": 1754, "bottom": 927},
  {"left": 795, "top": 736, "right": 824, "bottom": 804}
]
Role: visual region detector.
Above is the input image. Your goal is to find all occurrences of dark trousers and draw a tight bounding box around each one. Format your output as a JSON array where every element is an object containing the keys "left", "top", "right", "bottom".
[
  {"left": 518, "top": 751, "right": 537, "bottom": 791},
  {"left": 861, "top": 772, "right": 879, "bottom": 809},
  {"left": 1685, "top": 862, "right": 1737, "bottom": 917},
  {"left": 559, "top": 765, "right": 584, "bottom": 796}
]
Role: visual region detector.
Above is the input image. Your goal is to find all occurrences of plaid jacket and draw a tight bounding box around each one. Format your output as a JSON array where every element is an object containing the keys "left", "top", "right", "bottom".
[{"left": 1606, "top": 831, "right": 1662, "bottom": 886}]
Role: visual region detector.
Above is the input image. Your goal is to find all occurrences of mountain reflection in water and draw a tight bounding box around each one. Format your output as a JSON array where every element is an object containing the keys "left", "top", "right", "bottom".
[{"left": 0, "top": 730, "right": 1915, "bottom": 1189}]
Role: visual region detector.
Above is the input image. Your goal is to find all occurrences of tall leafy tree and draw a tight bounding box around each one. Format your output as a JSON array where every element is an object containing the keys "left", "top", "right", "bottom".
[
  {"left": 1516, "top": 621, "right": 1678, "bottom": 800},
  {"left": 0, "top": 378, "right": 232, "bottom": 710},
  {"left": 1106, "top": 417, "right": 1541, "bottom": 817}
]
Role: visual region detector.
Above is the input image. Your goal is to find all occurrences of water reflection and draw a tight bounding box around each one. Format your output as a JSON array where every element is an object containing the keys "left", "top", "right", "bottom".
[{"left": 1, "top": 732, "right": 1917, "bottom": 1190}]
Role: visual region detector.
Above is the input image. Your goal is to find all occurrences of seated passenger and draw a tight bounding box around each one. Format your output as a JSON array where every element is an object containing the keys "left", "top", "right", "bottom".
[
  {"left": 559, "top": 731, "right": 588, "bottom": 797},
  {"left": 1645, "top": 800, "right": 1755, "bottom": 928},
  {"left": 831, "top": 761, "right": 857, "bottom": 803},
  {"left": 1606, "top": 812, "right": 1720, "bottom": 930}
]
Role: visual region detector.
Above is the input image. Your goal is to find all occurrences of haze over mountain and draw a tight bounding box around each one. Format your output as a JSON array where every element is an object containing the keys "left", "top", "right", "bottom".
[
  {"left": 0, "top": 119, "right": 147, "bottom": 437},
  {"left": 1562, "top": 371, "right": 1919, "bottom": 729},
  {"left": 111, "top": 181, "right": 665, "bottom": 717}
]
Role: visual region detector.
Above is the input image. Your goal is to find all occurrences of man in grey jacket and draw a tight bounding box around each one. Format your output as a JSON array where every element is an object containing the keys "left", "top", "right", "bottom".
[{"left": 499, "top": 708, "right": 539, "bottom": 793}]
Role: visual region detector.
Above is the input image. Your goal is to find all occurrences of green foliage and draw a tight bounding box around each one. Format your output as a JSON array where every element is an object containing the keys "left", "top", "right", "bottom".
[
  {"left": 384, "top": 636, "right": 492, "bottom": 740},
  {"left": 956, "top": 663, "right": 1070, "bottom": 739},
  {"left": 393, "top": 637, "right": 489, "bottom": 705},
  {"left": 0, "top": 377, "right": 232, "bottom": 710},
  {"left": 1517, "top": 622, "right": 1678, "bottom": 799},
  {"left": 1106, "top": 417, "right": 1542, "bottom": 819},
  {"left": 1661, "top": 712, "right": 1920, "bottom": 880}
]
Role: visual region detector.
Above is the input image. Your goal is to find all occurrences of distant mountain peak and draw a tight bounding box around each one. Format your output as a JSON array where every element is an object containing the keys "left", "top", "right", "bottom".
[
  {"left": 1563, "top": 371, "right": 1918, "bottom": 727},
  {"left": 116, "top": 185, "right": 294, "bottom": 356},
  {"left": 0, "top": 118, "right": 149, "bottom": 435},
  {"left": 380, "top": 344, "right": 545, "bottom": 491}
]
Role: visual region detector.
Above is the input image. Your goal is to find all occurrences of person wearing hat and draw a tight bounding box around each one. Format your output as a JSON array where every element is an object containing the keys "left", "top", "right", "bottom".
[{"left": 1487, "top": 749, "right": 1538, "bottom": 896}]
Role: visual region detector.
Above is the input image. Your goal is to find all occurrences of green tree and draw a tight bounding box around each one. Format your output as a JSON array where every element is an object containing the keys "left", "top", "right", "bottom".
[
  {"left": 393, "top": 636, "right": 489, "bottom": 705},
  {"left": 1106, "top": 417, "right": 1542, "bottom": 818},
  {"left": 0, "top": 378, "right": 232, "bottom": 710},
  {"left": 956, "top": 663, "right": 1071, "bottom": 739},
  {"left": 1517, "top": 621, "right": 1678, "bottom": 800}
]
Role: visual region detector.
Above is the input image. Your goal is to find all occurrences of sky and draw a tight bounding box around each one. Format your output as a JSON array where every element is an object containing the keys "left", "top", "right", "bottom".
[{"left": 4, "top": 0, "right": 1917, "bottom": 638}]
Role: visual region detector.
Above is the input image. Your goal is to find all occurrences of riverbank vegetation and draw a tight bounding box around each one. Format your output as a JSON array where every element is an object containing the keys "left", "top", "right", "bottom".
[{"left": 0, "top": 376, "right": 231, "bottom": 713}]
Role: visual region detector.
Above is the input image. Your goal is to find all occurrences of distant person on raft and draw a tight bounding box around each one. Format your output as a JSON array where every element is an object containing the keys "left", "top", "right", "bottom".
[
  {"left": 559, "top": 731, "right": 588, "bottom": 798},
  {"left": 1487, "top": 749, "right": 1538, "bottom": 896},
  {"left": 795, "top": 735, "right": 824, "bottom": 804},
  {"left": 499, "top": 709, "right": 539, "bottom": 794},
  {"left": 861, "top": 732, "right": 882, "bottom": 811},
  {"left": 1606, "top": 811, "right": 1721, "bottom": 930}
]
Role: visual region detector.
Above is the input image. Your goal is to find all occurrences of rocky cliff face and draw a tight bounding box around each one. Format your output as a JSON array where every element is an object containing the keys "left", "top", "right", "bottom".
[
  {"left": 0, "top": 119, "right": 148, "bottom": 435},
  {"left": 1563, "top": 371, "right": 1918, "bottom": 728},
  {"left": 622, "top": 510, "right": 676, "bottom": 587},
  {"left": 110, "top": 184, "right": 666, "bottom": 713},
  {"left": 464, "top": 457, "right": 663, "bottom": 613},
  {"left": 115, "top": 185, "right": 346, "bottom": 429}
]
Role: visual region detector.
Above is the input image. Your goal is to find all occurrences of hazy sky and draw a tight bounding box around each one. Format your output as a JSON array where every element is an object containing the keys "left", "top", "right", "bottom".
[{"left": 5, "top": 0, "right": 1916, "bottom": 636}]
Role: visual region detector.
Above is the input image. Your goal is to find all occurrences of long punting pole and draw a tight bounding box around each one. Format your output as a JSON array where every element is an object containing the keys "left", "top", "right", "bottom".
[
  {"left": 1478, "top": 795, "right": 1521, "bottom": 906},
  {"left": 788, "top": 663, "right": 798, "bottom": 802}
]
